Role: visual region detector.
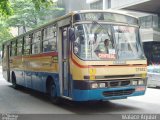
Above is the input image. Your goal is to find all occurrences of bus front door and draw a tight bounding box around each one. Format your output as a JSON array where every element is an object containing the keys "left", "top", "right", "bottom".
[{"left": 61, "top": 26, "right": 71, "bottom": 97}]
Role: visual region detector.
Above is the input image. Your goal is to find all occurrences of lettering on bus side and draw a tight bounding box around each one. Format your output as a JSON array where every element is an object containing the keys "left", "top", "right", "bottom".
[
  {"left": 51, "top": 56, "right": 58, "bottom": 63},
  {"left": 39, "top": 57, "right": 58, "bottom": 67},
  {"left": 136, "top": 68, "right": 146, "bottom": 72},
  {"left": 23, "top": 61, "right": 30, "bottom": 66}
]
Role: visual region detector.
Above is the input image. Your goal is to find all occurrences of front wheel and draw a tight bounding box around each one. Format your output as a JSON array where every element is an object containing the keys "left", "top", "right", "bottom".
[{"left": 49, "top": 81, "right": 60, "bottom": 104}]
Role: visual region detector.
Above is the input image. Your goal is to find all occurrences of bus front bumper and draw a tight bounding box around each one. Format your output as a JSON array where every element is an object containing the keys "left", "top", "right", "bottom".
[{"left": 72, "top": 86, "right": 146, "bottom": 101}]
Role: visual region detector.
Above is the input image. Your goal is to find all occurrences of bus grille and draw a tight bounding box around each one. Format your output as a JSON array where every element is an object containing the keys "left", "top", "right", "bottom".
[
  {"left": 110, "top": 81, "right": 119, "bottom": 87},
  {"left": 121, "top": 80, "right": 130, "bottom": 86},
  {"left": 103, "top": 89, "right": 135, "bottom": 97},
  {"left": 109, "top": 80, "right": 130, "bottom": 87}
]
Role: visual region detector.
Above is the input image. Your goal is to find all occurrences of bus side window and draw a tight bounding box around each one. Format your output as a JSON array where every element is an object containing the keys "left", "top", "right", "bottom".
[
  {"left": 32, "top": 31, "right": 41, "bottom": 54},
  {"left": 42, "top": 25, "right": 57, "bottom": 52},
  {"left": 24, "top": 35, "right": 32, "bottom": 55},
  {"left": 17, "top": 38, "right": 23, "bottom": 56},
  {"left": 11, "top": 41, "right": 17, "bottom": 56}
]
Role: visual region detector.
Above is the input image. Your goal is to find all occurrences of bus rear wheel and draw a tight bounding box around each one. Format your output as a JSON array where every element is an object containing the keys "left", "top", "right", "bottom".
[
  {"left": 12, "top": 73, "right": 18, "bottom": 89},
  {"left": 49, "top": 81, "right": 60, "bottom": 104}
]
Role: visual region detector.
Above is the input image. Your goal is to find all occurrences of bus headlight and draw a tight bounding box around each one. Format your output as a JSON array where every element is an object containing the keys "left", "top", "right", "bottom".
[
  {"left": 132, "top": 80, "right": 138, "bottom": 86},
  {"left": 99, "top": 83, "right": 106, "bottom": 88},
  {"left": 138, "top": 80, "right": 144, "bottom": 85},
  {"left": 91, "top": 83, "right": 98, "bottom": 89}
]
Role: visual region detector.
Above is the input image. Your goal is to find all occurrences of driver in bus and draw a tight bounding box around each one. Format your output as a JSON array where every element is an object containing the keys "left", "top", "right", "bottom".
[{"left": 104, "top": 39, "right": 110, "bottom": 54}]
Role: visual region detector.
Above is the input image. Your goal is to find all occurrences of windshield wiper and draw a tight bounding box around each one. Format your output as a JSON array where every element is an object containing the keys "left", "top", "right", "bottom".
[
  {"left": 92, "top": 21, "right": 111, "bottom": 39},
  {"left": 92, "top": 20, "right": 115, "bottom": 48}
]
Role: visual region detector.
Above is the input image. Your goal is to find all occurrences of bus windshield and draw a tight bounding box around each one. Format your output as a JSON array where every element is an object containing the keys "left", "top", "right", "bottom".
[
  {"left": 73, "top": 23, "right": 145, "bottom": 60},
  {"left": 113, "top": 26, "right": 145, "bottom": 60}
]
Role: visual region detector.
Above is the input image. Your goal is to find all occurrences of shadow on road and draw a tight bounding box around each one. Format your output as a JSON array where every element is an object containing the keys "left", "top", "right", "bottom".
[
  {"left": 148, "top": 86, "right": 160, "bottom": 89},
  {"left": 8, "top": 85, "right": 141, "bottom": 114},
  {"left": 58, "top": 100, "right": 141, "bottom": 114}
]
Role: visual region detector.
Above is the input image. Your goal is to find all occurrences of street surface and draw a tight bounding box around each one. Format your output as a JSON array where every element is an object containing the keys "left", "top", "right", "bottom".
[{"left": 0, "top": 67, "right": 160, "bottom": 115}]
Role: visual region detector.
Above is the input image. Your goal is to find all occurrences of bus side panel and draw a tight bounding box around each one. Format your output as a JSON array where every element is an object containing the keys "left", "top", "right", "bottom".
[
  {"left": 30, "top": 71, "right": 59, "bottom": 93},
  {"left": 10, "top": 69, "right": 60, "bottom": 93},
  {"left": 15, "top": 70, "right": 25, "bottom": 86},
  {"left": 24, "top": 71, "right": 32, "bottom": 88},
  {"left": 23, "top": 52, "right": 59, "bottom": 93},
  {"left": 32, "top": 72, "right": 42, "bottom": 91},
  {"left": 10, "top": 56, "right": 24, "bottom": 86}
]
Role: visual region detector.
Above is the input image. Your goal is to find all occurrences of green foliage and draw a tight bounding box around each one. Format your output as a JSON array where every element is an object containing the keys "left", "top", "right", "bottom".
[
  {"left": 31, "top": 0, "right": 53, "bottom": 10},
  {"left": 0, "top": 23, "right": 13, "bottom": 50},
  {"left": 7, "top": 0, "right": 65, "bottom": 30},
  {"left": 0, "top": 0, "right": 13, "bottom": 16},
  {"left": 0, "top": 0, "right": 65, "bottom": 49},
  {"left": 0, "top": 0, "right": 54, "bottom": 16}
]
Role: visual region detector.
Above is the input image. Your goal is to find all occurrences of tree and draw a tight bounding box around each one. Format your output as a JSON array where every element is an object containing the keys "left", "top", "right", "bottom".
[
  {"left": 0, "top": 0, "right": 53, "bottom": 16},
  {"left": 0, "top": 23, "right": 13, "bottom": 50},
  {"left": 0, "top": 0, "right": 12, "bottom": 16},
  {"left": 7, "top": 0, "right": 65, "bottom": 33},
  {"left": 0, "top": 0, "right": 65, "bottom": 48}
]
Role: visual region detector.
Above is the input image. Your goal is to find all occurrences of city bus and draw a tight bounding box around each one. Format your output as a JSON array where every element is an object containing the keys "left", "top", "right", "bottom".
[{"left": 2, "top": 10, "right": 147, "bottom": 103}]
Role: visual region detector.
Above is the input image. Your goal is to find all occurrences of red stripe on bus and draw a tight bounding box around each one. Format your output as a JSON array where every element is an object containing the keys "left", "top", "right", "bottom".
[
  {"left": 27, "top": 52, "right": 58, "bottom": 58},
  {"left": 11, "top": 52, "right": 58, "bottom": 59},
  {"left": 71, "top": 57, "right": 88, "bottom": 68},
  {"left": 71, "top": 56, "right": 146, "bottom": 68}
]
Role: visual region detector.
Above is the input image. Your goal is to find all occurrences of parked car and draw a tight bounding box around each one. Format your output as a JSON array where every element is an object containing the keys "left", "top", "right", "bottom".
[{"left": 147, "top": 65, "right": 160, "bottom": 88}]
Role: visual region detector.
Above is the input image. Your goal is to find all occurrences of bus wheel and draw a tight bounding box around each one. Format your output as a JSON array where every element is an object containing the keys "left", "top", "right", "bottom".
[
  {"left": 12, "top": 73, "right": 18, "bottom": 89},
  {"left": 49, "top": 81, "right": 60, "bottom": 104}
]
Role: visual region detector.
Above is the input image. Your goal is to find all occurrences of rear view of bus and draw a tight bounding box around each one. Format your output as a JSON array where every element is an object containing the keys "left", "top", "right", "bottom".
[{"left": 70, "top": 10, "right": 147, "bottom": 101}]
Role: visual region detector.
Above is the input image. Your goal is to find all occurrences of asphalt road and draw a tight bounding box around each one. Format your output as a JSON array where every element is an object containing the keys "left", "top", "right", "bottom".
[{"left": 0, "top": 68, "right": 160, "bottom": 119}]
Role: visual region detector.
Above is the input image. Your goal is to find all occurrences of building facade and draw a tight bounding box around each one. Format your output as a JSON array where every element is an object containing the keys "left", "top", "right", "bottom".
[{"left": 58, "top": 0, "right": 89, "bottom": 13}]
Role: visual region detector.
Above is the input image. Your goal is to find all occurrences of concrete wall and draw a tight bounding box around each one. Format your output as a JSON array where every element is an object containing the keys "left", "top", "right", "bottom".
[
  {"left": 111, "top": 0, "right": 149, "bottom": 9},
  {"left": 58, "top": 0, "right": 90, "bottom": 13}
]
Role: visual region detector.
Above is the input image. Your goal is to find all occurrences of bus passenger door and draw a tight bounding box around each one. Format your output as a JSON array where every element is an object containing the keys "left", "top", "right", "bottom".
[
  {"left": 61, "top": 26, "right": 71, "bottom": 97},
  {"left": 2, "top": 45, "right": 10, "bottom": 82}
]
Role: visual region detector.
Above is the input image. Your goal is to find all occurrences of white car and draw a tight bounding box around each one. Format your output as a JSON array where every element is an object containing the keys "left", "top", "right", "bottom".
[{"left": 147, "top": 65, "right": 160, "bottom": 88}]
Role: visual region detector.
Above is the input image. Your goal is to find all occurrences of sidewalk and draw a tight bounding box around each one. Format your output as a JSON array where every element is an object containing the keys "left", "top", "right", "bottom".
[{"left": 0, "top": 66, "right": 10, "bottom": 85}]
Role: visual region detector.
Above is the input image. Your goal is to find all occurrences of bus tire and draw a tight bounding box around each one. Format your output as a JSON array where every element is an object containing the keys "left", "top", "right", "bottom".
[
  {"left": 49, "top": 81, "right": 60, "bottom": 104},
  {"left": 12, "top": 73, "right": 18, "bottom": 89}
]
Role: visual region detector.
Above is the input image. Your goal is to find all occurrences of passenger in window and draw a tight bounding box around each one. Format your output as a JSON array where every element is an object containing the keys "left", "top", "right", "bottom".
[
  {"left": 44, "top": 44, "right": 52, "bottom": 52},
  {"left": 89, "top": 33, "right": 97, "bottom": 45},
  {"left": 44, "top": 45, "right": 48, "bottom": 52},
  {"left": 48, "top": 44, "right": 52, "bottom": 51}
]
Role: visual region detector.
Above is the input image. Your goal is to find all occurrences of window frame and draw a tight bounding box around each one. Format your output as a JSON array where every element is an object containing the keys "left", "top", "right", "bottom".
[
  {"left": 24, "top": 34, "right": 32, "bottom": 55},
  {"left": 42, "top": 25, "right": 57, "bottom": 53},
  {"left": 17, "top": 38, "right": 23, "bottom": 56},
  {"left": 31, "top": 30, "right": 42, "bottom": 55},
  {"left": 11, "top": 40, "right": 17, "bottom": 57}
]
